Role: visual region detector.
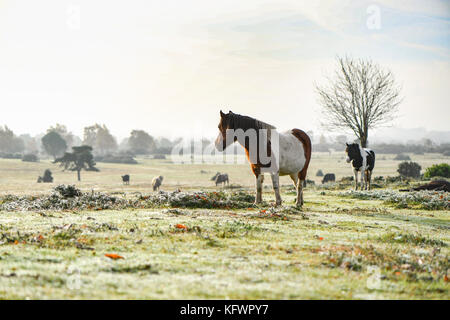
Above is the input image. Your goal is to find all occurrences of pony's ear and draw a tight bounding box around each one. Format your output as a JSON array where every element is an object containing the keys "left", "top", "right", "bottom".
[
  {"left": 229, "top": 110, "right": 233, "bottom": 114},
  {"left": 220, "top": 110, "right": 225, "bottom": 117},
  {"left": 346, "top": 142, "right": 349, "bottom": 146}
]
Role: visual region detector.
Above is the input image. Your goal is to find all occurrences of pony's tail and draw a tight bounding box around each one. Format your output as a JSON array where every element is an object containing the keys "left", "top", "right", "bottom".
[{"left": 291, "top": 129, "right": 312, "bottom": 181}]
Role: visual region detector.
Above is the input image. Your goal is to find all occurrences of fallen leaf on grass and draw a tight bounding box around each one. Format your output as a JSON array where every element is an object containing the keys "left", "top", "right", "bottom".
[
  {"left": 175, "top": 224, "right": 187, "bottom": 230},
  {"left": 105, "top": 253, "right": 124, "bottom": 260}
]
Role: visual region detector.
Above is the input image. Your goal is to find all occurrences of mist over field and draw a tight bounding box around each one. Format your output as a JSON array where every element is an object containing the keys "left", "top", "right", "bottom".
[{"left": 0, "top": 0, "right": 449, "bottom": 302}]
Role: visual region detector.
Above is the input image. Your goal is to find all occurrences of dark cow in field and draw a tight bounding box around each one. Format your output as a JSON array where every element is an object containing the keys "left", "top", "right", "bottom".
[
  {"left": 322, "top": 173, "right": 336, "bottom": 184},
  {"left": 121, "top": 174, "right": 130, "bottom": 185},
  {"left": 152, "top": 175, "right": 164, "bottom": 191},
  {"left": 211, "top": 172, "right": 229, "bottom": 186}
]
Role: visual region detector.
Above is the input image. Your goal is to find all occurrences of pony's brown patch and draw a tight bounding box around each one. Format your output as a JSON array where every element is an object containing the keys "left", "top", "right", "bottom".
[{"left": 291, "top": 129, "right": 312, "bottom": 181}]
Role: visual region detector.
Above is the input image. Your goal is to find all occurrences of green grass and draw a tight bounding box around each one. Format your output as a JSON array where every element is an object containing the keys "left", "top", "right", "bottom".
[{"left": 0, "top": 155, "right": 449, "bottom": 299}]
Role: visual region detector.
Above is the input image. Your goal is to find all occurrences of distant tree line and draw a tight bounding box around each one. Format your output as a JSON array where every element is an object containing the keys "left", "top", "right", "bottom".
[
  {"left": 1, "top": 124, "right": 449, "bottom": 161},
  {"left": 0, "top": 124, "right": 184, "bottom": 161}
]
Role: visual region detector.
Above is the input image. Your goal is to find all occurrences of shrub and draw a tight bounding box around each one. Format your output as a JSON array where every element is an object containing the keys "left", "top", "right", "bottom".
[
  {"left": 54, "top": 184, "right": 82, "bottom": 198},
  {"left": 37, "top": 169, "right": 53, "bottom": 183},
  {"left": 153, "top": 154, "right": 166, "bottom": 160},
  {"left": 373, "top": 176, "right": 384, "bottom": 182},
  {"left": 424, "top": 163, "right": 450, "bottom": 179},
  {"left": 316, "top": 169, "right": 324, "bottom": 177},
  {"left": 0, "top": 152, "right": 21, "bottom": 159},
  {"left": 394, "top": 153, "right": 411, "bottom": 161},
  {"left": 22, "top": 154, "right": 39, "bottom": 162},
  {"left": 443, "top": 150, "right": 450, "bottom": 157},
  {"left": 397, "top": 161, "right": 421, "bottom": 179},
  {"left": 95, "top": 154, "right": 138, "bottom": 164},
  {"left": 340, "top": 176, "right": 354, "bottom": 183},
  {"left": 385, "top": 175, "right": 403, "bottom": 183},
  {"left": 339, "top": 190, "right": 449, "bottom": 210}
]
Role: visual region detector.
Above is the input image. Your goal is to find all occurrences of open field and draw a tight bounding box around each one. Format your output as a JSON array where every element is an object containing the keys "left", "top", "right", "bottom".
[
  {"left": 0, "top": 152, "right": 447, "bottom": 194},
  {"left": 0, "top": 154, "right": 449, "bottom": 299}
]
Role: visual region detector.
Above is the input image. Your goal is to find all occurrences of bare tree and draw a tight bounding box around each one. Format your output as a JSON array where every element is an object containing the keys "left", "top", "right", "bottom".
[{"left": 316, "top": 56, "right": 402, "bottom": 147}]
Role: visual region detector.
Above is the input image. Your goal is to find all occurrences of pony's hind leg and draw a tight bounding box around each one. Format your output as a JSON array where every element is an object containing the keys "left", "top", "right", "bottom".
[
  {"left": 290, "top": 174, "right": 299, "bottom": 204},
  {"left": 270, "top": 172, "right": 282, "bottom": 206},
  {"left": 291, "top": 172, "right": 303, "bottom": 207},
  {"left": 367, "top": 170, "right": 372, "bottom": 190},
  {"left": 361, "top": 170, "right": 365, "bottom": 190},
  {"left": 364, "top": 171, "right": 369, "bottom": 190}
]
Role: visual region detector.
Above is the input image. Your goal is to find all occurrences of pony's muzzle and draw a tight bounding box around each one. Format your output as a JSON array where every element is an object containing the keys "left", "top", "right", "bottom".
[{"left": 214, "top": 133, "right": 225, "bottom": 151}]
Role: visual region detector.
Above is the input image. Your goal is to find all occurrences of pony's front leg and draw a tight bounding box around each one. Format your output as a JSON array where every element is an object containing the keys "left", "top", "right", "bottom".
[
  {"left": 353, "top": 168, "right": 359, "bottom": 191},
  {"left": 255, "top": 174, "right": 264, "bottom": 204},
  {"left": 270, "top": 172, "right": 282, "bottom": 206}
]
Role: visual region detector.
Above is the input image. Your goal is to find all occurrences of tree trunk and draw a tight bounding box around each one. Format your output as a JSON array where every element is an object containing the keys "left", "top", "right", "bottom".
[
  {"left": 77, "top": 170, "right": 81, "bottom": 181},
  {"left": 360, "top": 132, "right": 368, "bottom": 148}
]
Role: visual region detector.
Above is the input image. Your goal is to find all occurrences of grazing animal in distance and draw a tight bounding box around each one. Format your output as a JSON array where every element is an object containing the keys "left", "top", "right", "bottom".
[
  {"left": 214, "top": 173, "right": 229, "bottom": 186},
  {"left": 345, "top": 143, "right": 376, "bottom": 190},
  {"left": 121, "top": 174, "right": 130, "bottom": 185},
  {"left": 400, "top": 180, "right": 450, "bottom": 192},
  {"left": 152, "top": 175, "right": 164, "bottom": 191},
  {"left": 215, "top": 110, "right": 311, "bottom": 207},
  {"left": 211, "top": 172, "right": 220, "bottom": 181},
  {"left": 37, "top": 169, "right": 53, "bottom": 183},
  {"left": 322, "top": 173, "right": 336, "bottom": 184}
]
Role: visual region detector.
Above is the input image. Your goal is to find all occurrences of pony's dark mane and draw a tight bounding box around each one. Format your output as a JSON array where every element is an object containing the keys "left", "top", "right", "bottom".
[{"left": 228, "top": 113, "right": 276, "bottom": 131}]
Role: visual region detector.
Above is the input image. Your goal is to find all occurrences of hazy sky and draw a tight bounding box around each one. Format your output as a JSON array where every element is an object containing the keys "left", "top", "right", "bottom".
[{"left": 0, "top": 0, "right": 449, "bottom": 141}]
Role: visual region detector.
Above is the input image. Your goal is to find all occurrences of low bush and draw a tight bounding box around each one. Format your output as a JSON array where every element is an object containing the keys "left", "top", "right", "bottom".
[
  {"left": 0, "top": 187, "right": 257, "bottom": 212},
  {"left": 397, "top": 161, "right": 421, "bottom": 179},
  {"left": 22, "top": 154, "right": 39, "bottom": 162},
  {"left": 424, "top": 163, "right": 450, "bottom": 179},
  {"left": 338, "top": 189, "right": 449, "bottom": 210},
  {"left": 95, "top": 154, "right": 138, "bottom": 164},
  {"left": 394, "top": 153, "right": 411, "bottom": 161},
  {"left": 0, "top": 152, "right": 21, "bottom": 159}
]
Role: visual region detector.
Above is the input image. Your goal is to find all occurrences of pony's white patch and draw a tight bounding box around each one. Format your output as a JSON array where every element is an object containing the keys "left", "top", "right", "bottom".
[
  {"left": 277, "top": 130, "right": 306, "bottom": 176},
  {"left": 346, "top": 156, "right": 351, "bottom": 163},
  {"left": 359, "top": 145, "right": 367, "bottom": 171}
]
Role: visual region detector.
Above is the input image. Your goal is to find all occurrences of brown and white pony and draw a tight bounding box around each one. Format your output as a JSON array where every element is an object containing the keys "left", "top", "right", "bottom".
[{"left": 215, "top": 111, "right": 311, "bottom": 207}]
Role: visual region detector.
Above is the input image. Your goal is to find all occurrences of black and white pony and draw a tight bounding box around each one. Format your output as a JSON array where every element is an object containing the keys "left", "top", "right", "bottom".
[{"left": 345, "top": 143, "right": 375, "bottom": 190}]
